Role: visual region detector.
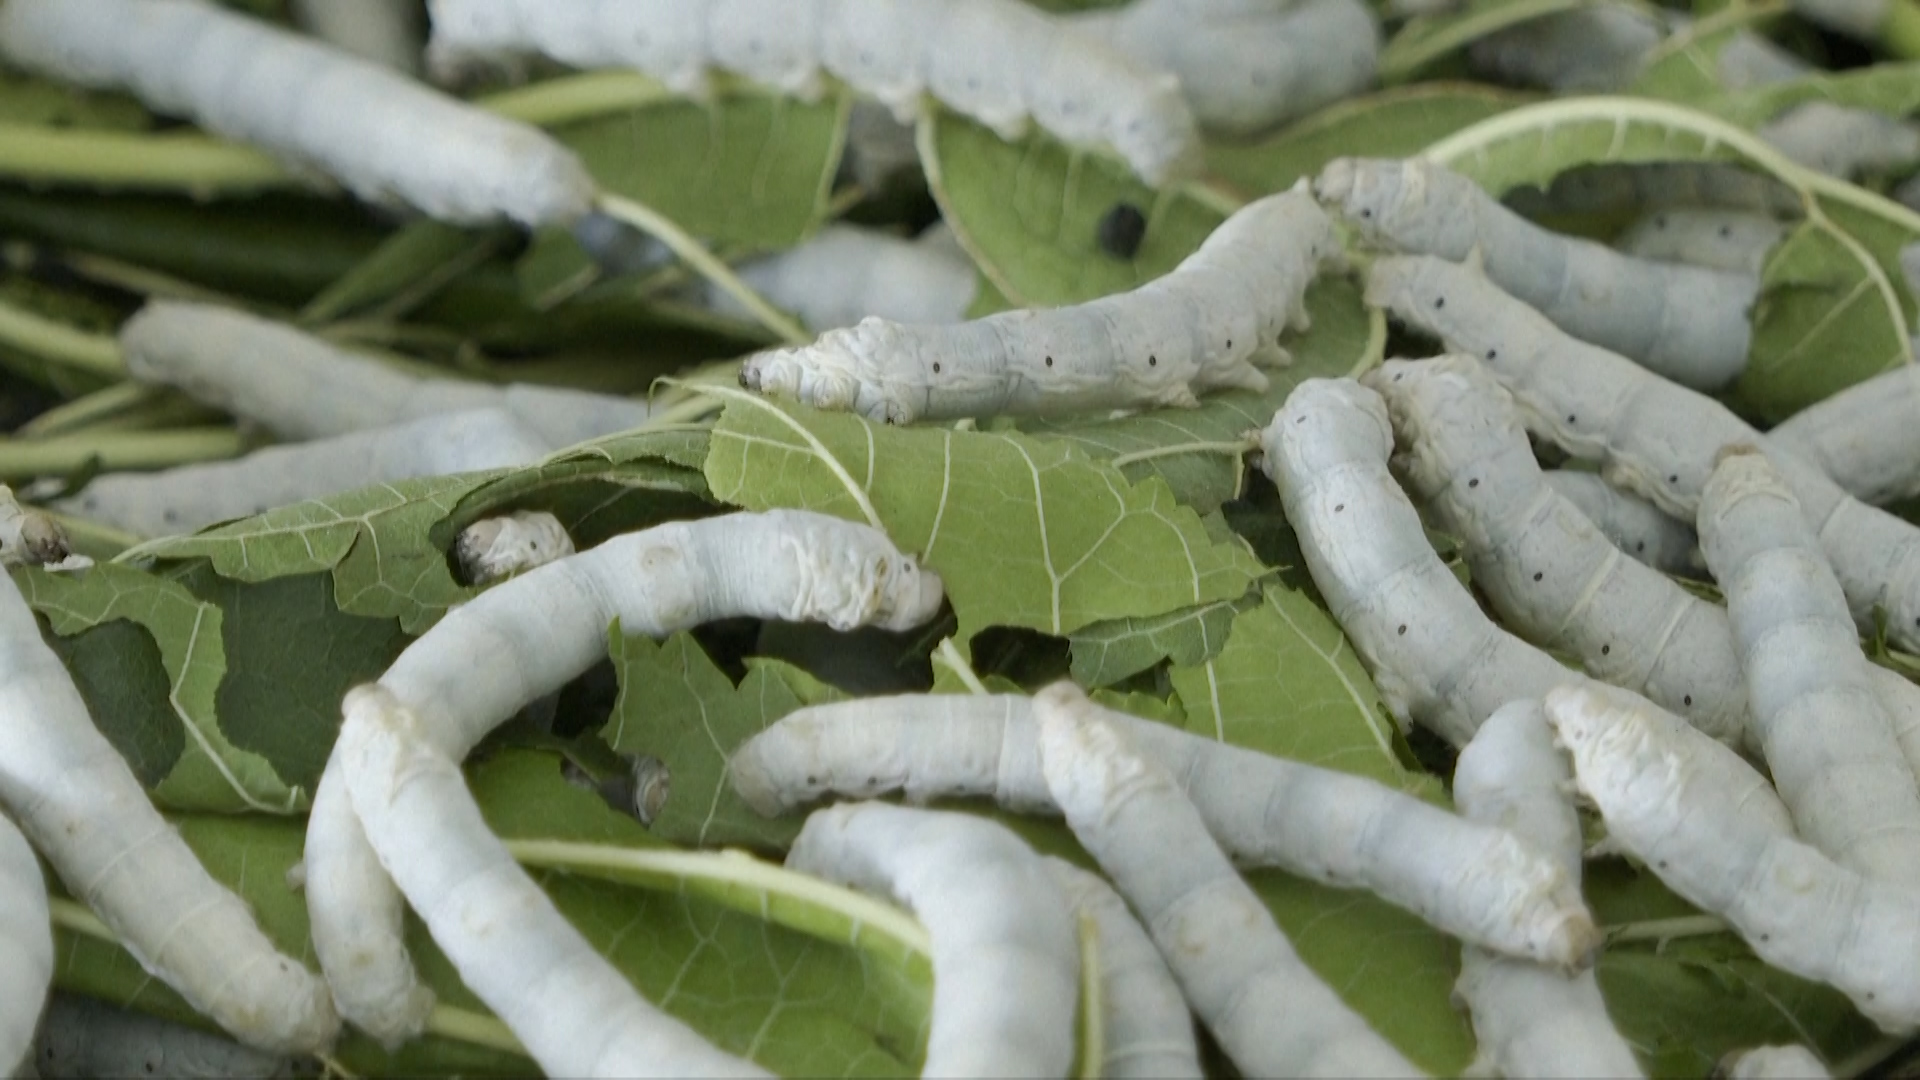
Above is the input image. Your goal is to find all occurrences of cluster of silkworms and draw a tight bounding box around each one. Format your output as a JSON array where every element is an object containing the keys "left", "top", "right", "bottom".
[{"left": 6, "top": 0, "right": 1920, "bottom": 1078}]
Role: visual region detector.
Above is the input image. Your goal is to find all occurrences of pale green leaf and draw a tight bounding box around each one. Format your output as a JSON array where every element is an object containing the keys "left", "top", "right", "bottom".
[
  {"left": 918, "top": 108, "right": 1232, "bottom": 306},
  {"left": 1206, "top": 83, "right": 1533, "bottom": 198},
  {"left": 603, "top": 628, "right": 808, "bottom": 849},
  {"left": 126, "top": 429, "right": 712, "bottom": 634},
  {"left": 701, "top": 393, "right": 1270, "bottom": 646},
  {"left": 1069, "top": 592, "right": 1252, "bottom": 687},
  {"left": 1379, "top": 0, "right": 1603, "bottom": 83},
  {"left": 15, "top": 562, "right": 299, "bottom": 814}
]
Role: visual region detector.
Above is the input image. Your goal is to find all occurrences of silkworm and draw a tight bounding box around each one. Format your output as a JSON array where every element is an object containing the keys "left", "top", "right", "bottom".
[
  {"left": 120, "top": 301, "right": 653, "bottom": 448},
  {"left": 1451, "top": 701, "right": 1643, "bottom": 1079},
  {"left": 785, "top": 801, "right": 1079, "bottom": 1078},
  {"left": 729, "top": 692, "right": 1599, "bottom": 967},
  {"left": 1067, "top": 0, "right": 1381, "bottom": 134},
  {"left": 33, "top": 994, "right": 311, "bottom": 1080},
  {"left": 1757, "top": 102, "right": 1920, "bottom": 179},
  {"left": 338, "top": 686, "right": 771, "bottom": 1077},
  {"left": 1317, "top": 157, "right": 1760, "bottom": 391},
  {"left": 704, "top": 224, "right": 978, "bottom": 333},
  {"left": 454, "top": 511, "right": 576, "bottom": 586},
  {"left": 0, "top": 573, "right": 339, "bottom": 1054},
  {"left": 1614, "top": 208, "right": 1789, "bottom": 276},
  {"left": 0, "top": 809, "right": 51, "bottom": 1079},
  {"left": 1255, "top": 376, "right": 1576, "bottom": 746},
  {"left": 1719, "top": 1044, "right": 1831, "bottom": 1079},
  {"left": 741, "top": 185, "right": 1339, "bottom": 423},
  {"left": 1362, "top": 355, "right": 1747, "bottom": 743},
  {"left": 1546, "top": 679, "right": 1920, "bottom": 1034},
  {"left": 0, "top": 0, "right": 595, "bottom": 228},
  {"left": 1363, "top": 253, "right": 1920, "bottom": 656},
  {"left": 1043, "top": 858, "right": 1204, "bottom": 1080},
  {"left": 1033, "top": 682, "right": 1425, "bottom": 1078},
  {"left": 308, "top": 510, "right": 943, "bottom": 1048},
  {"left": 1542, "top": 470, "right": 1705, "bottom": 578},
  {"left": 424, "top": 0, "right": 1203, "bottom": 186},
  {"left": 54, "top": 408, "right": 555, "bottom": 538},
  {"left": 1768, "top": 364, "right": 1920, "bottom": 505},
  {"left": 1698, "top": 448, "right": 1920, "bottom": 884},
  {"left": 1467, "top": 6, "right": 1663, "bottom": 92},
  {"left": 0, "top": 485, "right": 73, "bottom": 568}
]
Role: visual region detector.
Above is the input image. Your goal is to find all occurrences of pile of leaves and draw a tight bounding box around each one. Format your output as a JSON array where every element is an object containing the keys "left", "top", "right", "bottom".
[{"left": 9, "top": 0, "right": 1920, "bottom": 1075}]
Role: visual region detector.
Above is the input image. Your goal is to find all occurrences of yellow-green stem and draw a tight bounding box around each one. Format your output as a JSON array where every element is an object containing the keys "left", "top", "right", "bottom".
[
  {"left": 18, "top": 383, "right": 159, "bottom": 439},
  {"left": 0, "top": 123, "right": 292, "bottom": 193},
  {"left": 594, "top": 193, "right": 809, "bottom": 345},
  {"left": 1884, "top": 0, "right": 1920, "bottom": 58},
  {"left": 0, "top": 299, "right": 124, "bottom": 380},
  {"left": 0, "top": 427, "right": 246, "bottom": 479}
]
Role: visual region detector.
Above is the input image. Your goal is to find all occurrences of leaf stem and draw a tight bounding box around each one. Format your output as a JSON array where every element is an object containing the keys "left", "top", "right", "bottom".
[
  {"left": 505, "top": 840, "right": 934, "bottom": 964},
  {"left": 0, "top": 122, "right": 293, "bottom": 194},
  {"left": 18, "top": 383, "right": 161, "bottom": 439},
  {"left": 479, "top": 71, "right": 678, "bottom": 127},
  {"left": 935, "top": 638, "right": 991, "bottom": 695},
  {"left": 1602, "top": 914, "right": 1729, "bottom": 945},
  {"left": 1108, "top": 439, "right": 1256, "bottom": 469},
  {"left": 1073, "top": 912, "right": 1105, "bottom": 1080},
  {"left": 0, "top": 299, "right": 125, "bottom": 380},
  {"left": 592, "top": 193, "right": 809, "bottom": 345},
  {"left": 681, "top": 381, "right": 887, "bottom": 529},
  {"left": 0, "top": 428, "right": 246, "bottom": 479}
]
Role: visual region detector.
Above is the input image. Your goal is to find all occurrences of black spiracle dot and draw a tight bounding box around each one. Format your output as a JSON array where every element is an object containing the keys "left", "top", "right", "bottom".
[
  {"left": 1095, "top": 202, "right": 1149, "bottom": 259},
  {"left": 1148, "top": 355, "right": 1158, "bottom": 367},
  {"left": 1468, "top": 478, "right": 1479, "bottom": 488},
  {"left": 1397, "top": 624, "right": 1407, "bottom": 635},
  {"left": 1532, "top": 571, "right": 1543, "bottom": 581},
  {"left": 1601, "top": 644, "right": 1611, "bottom": 655},
  {"left": 1567, "top": 414, "right": 1576, "bottom": 423},
  {"left": 1486, "top": 349, "right": 1498, "bottom": 360},
  {"left": 1434, "top": 297, "right": 1445, "bottom": 309},
  {"left": 1045, "top": 356, "right": 1054, "bottom": 367},
  {"left": 932, "top": 362, "right": 942, "bottom": 374},
  {"left": 1684, "top": 695, "right": 1692, "bottom": 706},
  {"left": 1669, "top": 474, "right": 1679, "bottom": 484},
  {"left": 1636, "top": 541, "right": 1645, "bottom": 552},
  {"left": 1334, "top": 504, "right": 1345, "bottom": 512}
]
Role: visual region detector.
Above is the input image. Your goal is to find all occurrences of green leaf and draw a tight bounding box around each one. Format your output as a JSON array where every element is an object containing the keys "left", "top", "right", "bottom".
[
  {"left": 129, "top": 429, "right": 713, "bottom": 634},
  {"left": 0, "top": 70, "right": 150, "bottom": 131},
  {"left": 603, "top": 628, "right": 808, "bottom": 849},
  {"left": 1205, "top": 83, "right": 1533, "bottom": 198},
  {"left": 1425, "top": 96, "right": 1919, "bottom": 419},
  {"left": 918, "top": 108, "right": 1232, "bottom": 306},
  {"left": 553, "top": 89, "right": 850, "bottom": 251},
  {"left": 15, "top": 563, "right": 298, "bottom": 813},
  {"left": 1017, "top": 275, "right": 1379, "bottom": 513},
  {"left": 54, "top": 749, "right": 930, "bottom": 1078},
  {"left": 701, "top": 392, "right": 1270, "bottom": 647},
  {"left": 300, "top": 219, "right": 510, "bottom": 325},
  {"left": 1068, "top": 592, "right": 1252, "bottom": 687}
]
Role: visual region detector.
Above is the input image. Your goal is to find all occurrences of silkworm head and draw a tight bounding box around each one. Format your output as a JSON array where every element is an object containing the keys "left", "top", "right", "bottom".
[{"left": 1109, "top": 77, "right": 1203, "bottom": 186}]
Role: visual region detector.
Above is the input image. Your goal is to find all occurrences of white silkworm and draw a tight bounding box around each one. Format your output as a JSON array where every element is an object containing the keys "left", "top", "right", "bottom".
[
  {"left": 310, "top": 510, "right": 943, "bottom": 1048},
  {"left": 1317, "top": 157, "right": 1760, "bottom": 391},
  {"left": 1545, "top": 680, "right": 1920, "bottom": 1034},
  {"left": 1255, "top": 376, "right": 1575, "bottom": 746},
  {"left": 1067, "top": 0, "right": 1380, "bottom": 134},
  {"left": 0, "top": 573, "right": 338, "bottom": 1054},
  {"left": 1697, "top": 449, "right": 1920, "bottom": 884},
  {"left": 1451, "top": 701, "right": 1644, "bottom": 1079},
  {"left": 120, "top": 301, "right": 653, "bottom": 449},
  {"left": 1614, "top": 208, "right": 1789, "bottom": 276},
  {"left": 454, "top": 511, "right": 576, "bottom": 586},
  {"left": 730, "top": 692, "right": 1599, "bottom": 968},
  {"left": 785, "top": 802, "right": 1079, "bottom": 1078},
  {"left": 1757, "top": 102, "right": 1920, "bottom": 179},
  {"left": 33, "top": 995, "right": 308, "bottom": 1080},
  {"left": 1712, "top": 28, "right": 1814, "bottom": 88},
  {"left": 0, "top": 486, "right": 72, "bottom": 569},
  {"left": 741, "top": 185, "right": 1339, "bottom": 423},
  {"left": 1032, "top": 682, "right": 1424, "bottom": 1079},
  {"left": 1364, "top": 253, "right": 1920, "bottom": 656},
  {"left": 1768, "top": 365, "right": 1920, "bottom": 505},
  {"left": 1, "top": 809, "right": 51, "bottom": 1079},
  {"left": 54, "top": 408, "right": 554, "bottom": 538},
  {"left": 290, "top": 0, "right": 423, "bottom": 75},
  {"left": 424, "top": 0, "right": 1202, "bottom": 186},
  {"left": 703, "top": 224, "right": 978, "bottom": 333},
  {"left": 1042, "top": 858, "right": 1203, "bottom": 1080},
  {"left": 1542, "top": 470, "right": 1705, "bottom": 578},
  {"left": 0, "top": 0, "right": 594, "bottom": 228},
  {"left": 1720, "top": 1045, "right": 1831, "bottom": 1079},
  {"left": 1362, "top": 356, "right": 1747, "bottom": 742},
  {"left": 339, "top": 687, "right": 768, "bottom": 1078},
  {"left": 1466, "top": 6, "right": 1663, "bottom": 92}
]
